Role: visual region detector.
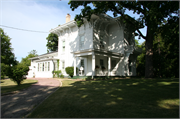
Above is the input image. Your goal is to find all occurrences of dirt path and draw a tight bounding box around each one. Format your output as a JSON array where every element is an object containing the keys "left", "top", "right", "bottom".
[{"left": 1, "top": 78, "right": 60, "bottom": 118}]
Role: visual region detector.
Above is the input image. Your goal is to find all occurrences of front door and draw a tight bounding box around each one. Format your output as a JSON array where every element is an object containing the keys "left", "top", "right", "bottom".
[{"left": 79, "top": 59, "right": 85, "bottom": 76}]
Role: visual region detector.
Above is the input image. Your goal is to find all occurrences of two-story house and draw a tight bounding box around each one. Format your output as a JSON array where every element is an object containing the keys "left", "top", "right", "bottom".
[{"left": 27, "top": 14, "right": 141, "bottom": 78}]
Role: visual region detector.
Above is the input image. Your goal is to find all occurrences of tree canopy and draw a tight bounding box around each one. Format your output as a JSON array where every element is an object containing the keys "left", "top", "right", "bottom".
[
  {"left": 20, "top": 50, "right": 38, "bottom": 67},
  {"left": 1, "top": 28, "right": 18, "bottom": 66},
  {"left": 68, "top": 1, "right": 179, "bottom": 78},
  {"left": 46, "top": 33, "right": 58, "bottom": 53}
]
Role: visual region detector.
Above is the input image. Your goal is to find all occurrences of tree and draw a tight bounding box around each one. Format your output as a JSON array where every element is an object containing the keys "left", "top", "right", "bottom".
[
  {"left": 20, "top": 50, "right": 38, "bottom": 67},
  {"left": 1, "top": 63, "right": 9, "bottom": 79},
  {"left": 46, "top": 33, "right": 58, "bottom": 53},
  {"left": 1, "top": 28, "right": 18, "bottom": 78},
  {"left": 1, "top": 28, "right": 18, "bottom": 66},
  {"left": 136, "top": 41, "right": 145, "bottom": 77},
  {"left": 68, "top": 1, "right": 179, "bottom": 78},
  {"left": 153, "top": 16, "right": 179, "bottom": 78},
  {"left": 8, "top": 64, "right": 29, "bottom": 85},
  {"left": 136, "top": 16, "right": 179, "bottom": 78}
]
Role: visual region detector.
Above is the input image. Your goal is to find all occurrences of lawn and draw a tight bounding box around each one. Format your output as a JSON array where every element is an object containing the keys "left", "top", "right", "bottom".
[
  {"left": 27, "top": 78, "right": 179, "bottom": 118},
  {"left": 1, "top": 79, "right": 38, "bottom": 94}
]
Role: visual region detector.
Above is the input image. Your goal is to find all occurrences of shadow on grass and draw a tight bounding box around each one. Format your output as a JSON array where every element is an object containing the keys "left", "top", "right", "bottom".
[
  {"left": 1, "top": 82, "right": 38, "bottom": 94},
  {"left": 28, "top": 78, "right": 179, "bottom": 118}
]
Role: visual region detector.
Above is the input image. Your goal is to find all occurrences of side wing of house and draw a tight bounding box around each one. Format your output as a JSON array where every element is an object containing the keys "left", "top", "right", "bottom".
[{"left": 26, "top": 51, "right": 59, "bottom": 78}]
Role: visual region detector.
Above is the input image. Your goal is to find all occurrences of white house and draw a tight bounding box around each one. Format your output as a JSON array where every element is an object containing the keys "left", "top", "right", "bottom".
[{"left": 27, "top": 14, "right": 142, "bottom": 78}]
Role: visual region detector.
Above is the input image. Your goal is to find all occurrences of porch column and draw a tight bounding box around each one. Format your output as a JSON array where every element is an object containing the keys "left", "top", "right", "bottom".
[
  {"left": 108, "top": 56, "right": 111, "bottom": 76},
  {"left": 74, "top": 56, "right": 76, "bottom": 76},
  {"left": 92, "top": 53, "right": 95, "bottom": 79}
]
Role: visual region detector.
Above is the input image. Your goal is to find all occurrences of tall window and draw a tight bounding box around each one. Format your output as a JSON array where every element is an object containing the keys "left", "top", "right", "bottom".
[
  {"left": 62, "top": 40, "right": 65, "bottom": 52},
  {"left": 45, "top": 62, "right": 47, "bottom": 71},
  {"left": 62, "top": 61, "right": 65, "bottom": 70},
  {"left": 48, "top": 62, "right": 50, "bottom": 71},
  {"left": 129, "top": 60, "right": 132, "bottom": 72},
  {"left": 38, "top": 63, "right": 39, "bottom": 71},
  {"left": 80, "top": 36, "right": 84, "bottom": 49},
  {"left": 100, "top": 59, "right": 104, "bottom": 66},
  {"left": 99, "top": 35, "right": 104, "bottom": 49},
  {"left": 42, "top": 63, "right": 44, "bottom": 71},
  {"left": 80, "top": 59, "right": 84, "bottom": 68},
  {"left": 40, "top": 63, "right": 42, "bottom": 71}
]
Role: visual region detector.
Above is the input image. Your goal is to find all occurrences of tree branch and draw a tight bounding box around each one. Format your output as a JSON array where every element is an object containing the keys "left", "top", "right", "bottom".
[
  {"left": 109, "top": 2, "right": 147, "bottom": 40},
  {"left": 137, "top": 29, "right": 146, "bottom": 39}
]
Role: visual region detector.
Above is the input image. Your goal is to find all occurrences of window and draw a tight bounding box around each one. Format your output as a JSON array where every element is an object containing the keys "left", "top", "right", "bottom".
[
  {"left": 40, "top": 63, "right": 42, "bottom": 71},
  {"left": 129, "top": 60, "right": 132, "bottom": 72},
  {"left": 80, "top": 36, "right": 84, "bottom": 48},
  {"left": 80, "top": 59, "right": 84, "bottom": 67},
  {"left": 62, "top": 61, "right": 65, "bottom": 70},
  {"left": 99, "top": 35, "right": 104, "bottom": 49},
  {"left": 62, "top": 40, "right": 65, "bottom": 52},
  {"left": 45, "top": 62, "right": 47, "bottom": 71},
  {"left": 111, "top": 60, "right": 116, "bottom": 68},
  {"left": 38, "top": 63, "right": 39, "bottom": 71},
  {"left": 42, "top": 63, "right": 44, "bottom": 71},
  {"left": 100, "top": 59, "right": 104, "bottom": 66},
  {"left": 48, "top": 62, "right": 50, "bottom": 71}
]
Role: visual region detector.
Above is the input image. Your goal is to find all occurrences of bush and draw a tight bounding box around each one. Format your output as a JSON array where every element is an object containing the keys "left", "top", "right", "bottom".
[
  {"left": 8, "top": 64, "right": 29, "bottom": 85},
  {"left": 1, "top": 63, "right": 9, "bottom": 79},
  {"left": 52, "top": 70, "right": 63, "bottom": 78},
  {"left": 65, "top": 67, "right": 78, "bottom": 78}
]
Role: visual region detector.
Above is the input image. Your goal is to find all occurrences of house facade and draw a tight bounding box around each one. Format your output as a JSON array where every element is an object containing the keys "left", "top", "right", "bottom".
[{"left": 27, "top": 14, "right": 141, "bottom": 78}]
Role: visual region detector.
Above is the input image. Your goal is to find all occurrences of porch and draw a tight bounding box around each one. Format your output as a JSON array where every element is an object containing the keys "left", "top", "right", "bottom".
[{"left": 72, "top": 49, "right": 124, "bottom": 78}]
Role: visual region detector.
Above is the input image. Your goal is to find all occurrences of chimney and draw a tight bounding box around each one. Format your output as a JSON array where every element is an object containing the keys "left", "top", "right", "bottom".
[{"left": 66, "top": 13, "right": 71, "bottom": 23}]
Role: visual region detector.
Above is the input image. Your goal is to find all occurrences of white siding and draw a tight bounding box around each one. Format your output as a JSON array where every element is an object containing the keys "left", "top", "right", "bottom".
[{"left": 108, "top": 22, "right": 124, "bottom": 54}]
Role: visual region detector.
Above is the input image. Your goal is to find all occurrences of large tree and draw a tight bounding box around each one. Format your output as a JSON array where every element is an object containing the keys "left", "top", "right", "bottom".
[
  {"left": 1, "top": 28, "right": 18, "bottom": 78},
  {"left": 20, "top": 50, "right": 38, "bottom": 67},
  {"left": 46, "top": 33, "right": 58, "bottom": 53},
  {"left": 136, "top": 16, "right": 179, "bottom": 78},
  {"left": 1, "top": 28, "right": 18, "bottom": 66},
  {"left": 68, "top": 1, "right": 179, "bottom": 78}
]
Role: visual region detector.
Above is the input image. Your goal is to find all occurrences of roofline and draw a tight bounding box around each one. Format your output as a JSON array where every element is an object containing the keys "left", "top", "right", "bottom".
[
  {"left": 29, "top": 51, "right": 58, "bottom": 60},
  {"left": 49, "top": 20, "right": 76, "bottom": 33},
  {"left": 49, "top": 14, "right": 115, "bottom": 34}
]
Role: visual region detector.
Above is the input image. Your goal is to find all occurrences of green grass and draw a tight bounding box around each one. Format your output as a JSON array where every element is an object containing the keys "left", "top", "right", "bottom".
[
  {"left": 27, "top": 78, "right": 179, "bottom": 118},
  {"left": 1, "top": 79, "right": 38, "bottom": 94}
]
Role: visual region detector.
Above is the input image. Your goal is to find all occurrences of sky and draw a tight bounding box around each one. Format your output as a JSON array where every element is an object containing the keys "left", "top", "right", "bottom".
[{"left": 0, "top": 0, "right": 146, "bottom": 62}]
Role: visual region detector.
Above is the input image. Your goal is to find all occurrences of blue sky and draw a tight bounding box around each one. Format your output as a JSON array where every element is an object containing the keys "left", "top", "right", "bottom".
[{"left": 1, "top": 0, "right": 146, "bottom": 62}]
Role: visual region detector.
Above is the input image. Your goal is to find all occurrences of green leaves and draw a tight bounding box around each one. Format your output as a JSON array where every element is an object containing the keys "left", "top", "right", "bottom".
[
  {"left": 9, "top": 64, "right": 29, "bottom": 85},
  {"left": 0, "top": 28, "right": 17, "bottom": 66},
  {"left": 20, "top": 50, "right": 38, "bottom": 67},
  {"left": 46, "top": 33, "right": 58, "bottom": 52}
]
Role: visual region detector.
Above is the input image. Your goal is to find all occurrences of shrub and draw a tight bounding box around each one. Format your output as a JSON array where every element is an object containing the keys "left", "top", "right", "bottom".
[
  {"left": 60, "top": 74, "right": 64, "bottom": 78},
  {"left": 52, "top": 70, "right": 64, "bottom": 78},
  {"left": 8, "top": 64, "right": 29, "bottom": 85},
  {"left": 65, "top": 67, "right": 78, "bottom": 78}
]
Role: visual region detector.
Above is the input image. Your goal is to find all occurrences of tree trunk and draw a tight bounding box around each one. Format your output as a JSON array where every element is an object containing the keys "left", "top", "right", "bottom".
[{"left": 145, "top": 26, "right": 154, "bottom": 78}]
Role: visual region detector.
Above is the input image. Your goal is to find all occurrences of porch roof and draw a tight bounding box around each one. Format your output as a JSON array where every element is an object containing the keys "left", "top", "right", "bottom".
[
  {"left": 33, "top": 58, "right": 59, "bottom": 62},
  {"left": 72, "top": 49, "right": 124, "bottom": 58}
]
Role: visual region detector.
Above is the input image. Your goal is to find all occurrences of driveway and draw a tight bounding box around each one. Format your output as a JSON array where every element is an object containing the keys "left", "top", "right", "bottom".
[{"left": 1, "top": 78, "right": 60, "bottom": 118}]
